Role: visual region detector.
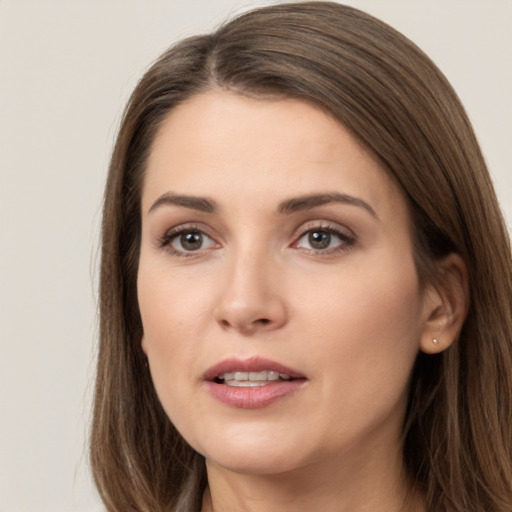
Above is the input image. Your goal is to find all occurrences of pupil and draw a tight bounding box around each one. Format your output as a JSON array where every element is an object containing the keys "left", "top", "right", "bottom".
[
  {"left": 181, "top": 232, "right": 203, "bottom": 250},
  {"left": 309, "top": 231, "right": 330, "bottom": 249}
]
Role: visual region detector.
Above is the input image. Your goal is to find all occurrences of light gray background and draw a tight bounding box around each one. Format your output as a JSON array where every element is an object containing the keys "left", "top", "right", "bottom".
[{"left": 1, "top": 1, "right": 510, "bottom": 511}]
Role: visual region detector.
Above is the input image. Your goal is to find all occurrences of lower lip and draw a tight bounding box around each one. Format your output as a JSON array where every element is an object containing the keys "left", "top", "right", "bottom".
[{"left": 205, "top": 380, "right": 306, "bottom": 409}]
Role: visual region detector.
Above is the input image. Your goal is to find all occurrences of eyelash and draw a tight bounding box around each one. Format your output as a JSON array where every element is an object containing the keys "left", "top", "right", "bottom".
[
  {"left": 158, "top": 224, "right": 218, "bottom": 258},
  {"left": 158, "top": 222, "right": 356, "bottom": 258},
  {"left": 292, "top": 222, "right": 356, "bottom": 255}
]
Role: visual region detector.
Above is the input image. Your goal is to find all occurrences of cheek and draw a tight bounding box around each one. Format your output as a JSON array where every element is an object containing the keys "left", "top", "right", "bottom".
[
  {"left": 340, "top": 272, "right": 421, "bottom": 345},
  {"left": 296, "top": 255, "right": 423, "bottom": 417},
  {"left": 137, "top": 263, "right": 210, "bottom": 408},
  {"left": 138, "top": 260, "right": 212, "bottom": 346},
  {"left": 283, "top": 270, "right": 421, "bottom": 459},
  {"left": 331, "top": 242, "right": 420, "bottom": 329}
]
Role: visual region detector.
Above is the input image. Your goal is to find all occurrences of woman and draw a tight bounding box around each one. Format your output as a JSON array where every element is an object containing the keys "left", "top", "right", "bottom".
[{"left": 90, "top": 2, "right": 512, "bottom": 511}]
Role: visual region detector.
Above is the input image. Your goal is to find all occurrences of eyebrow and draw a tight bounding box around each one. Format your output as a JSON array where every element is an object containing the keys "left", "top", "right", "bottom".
[
  {"left": 147, "top": 191, "right": 377, "bottom": 219},
  {"left": 277, "top": 192, "right": 378, "bottom": 219},
  {"left": 148, "top": 192, "right": 218, "bottom": 214}
]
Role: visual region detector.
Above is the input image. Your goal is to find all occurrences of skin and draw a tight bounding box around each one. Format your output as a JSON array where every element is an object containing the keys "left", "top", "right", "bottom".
[{"left": 137, "top": 91, "right": 462, "bottom": 511}]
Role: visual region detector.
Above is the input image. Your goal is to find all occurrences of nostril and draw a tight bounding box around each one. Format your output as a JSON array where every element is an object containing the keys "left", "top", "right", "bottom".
[{"left": 218, "top": 316, "right": 272, "bottom": 332}]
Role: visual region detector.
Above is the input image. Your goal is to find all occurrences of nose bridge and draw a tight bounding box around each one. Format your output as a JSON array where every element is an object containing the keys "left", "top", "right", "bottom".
[{"left": 214, "top": 237, "right": 287, "bottom": 333}]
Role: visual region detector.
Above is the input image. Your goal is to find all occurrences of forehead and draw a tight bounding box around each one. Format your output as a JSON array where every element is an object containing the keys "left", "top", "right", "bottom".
[{"left": 142, "top": 91, "right": 407, "bottom": 221}]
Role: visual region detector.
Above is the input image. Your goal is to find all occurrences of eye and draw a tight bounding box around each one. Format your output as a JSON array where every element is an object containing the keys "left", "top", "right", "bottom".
[
  {"left": 172, "top": 230, "right": 213, "bottom": 251},
  {"left": 160, "top": 227, "right": 218, "bottom": 256},
  {"left": 294, "top": 225, "right": 355, "bottom": 253}
]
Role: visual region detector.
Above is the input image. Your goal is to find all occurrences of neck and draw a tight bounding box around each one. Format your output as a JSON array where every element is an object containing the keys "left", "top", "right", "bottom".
[{"left": 201, "top": 443, "right": 424, "bottom": 512}]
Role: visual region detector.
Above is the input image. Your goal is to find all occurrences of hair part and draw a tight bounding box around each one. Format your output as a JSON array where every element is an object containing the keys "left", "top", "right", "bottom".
[{"left": 91, "top": 3, "right": 512, "bottom": 511}]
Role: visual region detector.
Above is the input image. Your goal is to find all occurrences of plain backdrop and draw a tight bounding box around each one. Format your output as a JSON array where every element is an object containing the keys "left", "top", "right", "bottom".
[{"left": 0, "top": 1, "right": 510, "bottom": 511}]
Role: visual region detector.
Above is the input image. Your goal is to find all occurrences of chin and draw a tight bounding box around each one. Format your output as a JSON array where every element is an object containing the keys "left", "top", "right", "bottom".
[
  {"left": 196, "top": 429, "right": 312, "bottom": 476},
  {"left": 206, "top": 450, "right": 304, "bottom": 476}
]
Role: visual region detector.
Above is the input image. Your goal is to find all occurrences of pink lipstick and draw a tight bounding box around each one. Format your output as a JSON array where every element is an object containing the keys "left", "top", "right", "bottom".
[{"left": 204, "top": 357, "right": 307, "bottom": 409}]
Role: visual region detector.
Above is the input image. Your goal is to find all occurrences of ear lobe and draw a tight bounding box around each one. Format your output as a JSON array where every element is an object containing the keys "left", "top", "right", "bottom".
[{"left": 419, "top": 253, "right": 469, "bottom": 354}]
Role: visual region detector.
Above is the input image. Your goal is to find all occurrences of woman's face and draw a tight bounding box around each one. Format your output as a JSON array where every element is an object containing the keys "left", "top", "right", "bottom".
[{"left": 138, "top": 91, "right": 432, "bottom": 476}]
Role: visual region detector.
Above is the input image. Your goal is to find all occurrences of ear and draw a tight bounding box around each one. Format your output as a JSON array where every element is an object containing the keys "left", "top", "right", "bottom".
[
  {"left": 141, "top": 333, "right": 147, "bottom": 355},
  {"left": 419, "top": 253, "right": 469, "bottom": 354}
]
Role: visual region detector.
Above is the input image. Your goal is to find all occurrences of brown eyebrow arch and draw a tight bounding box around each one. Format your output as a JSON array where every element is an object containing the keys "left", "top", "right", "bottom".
[
  {"left": 277, "top": 192, "right": 378, "bottom": 219},
  {"left": 148, "top": 192, "right": 218, "bottom": 214}
]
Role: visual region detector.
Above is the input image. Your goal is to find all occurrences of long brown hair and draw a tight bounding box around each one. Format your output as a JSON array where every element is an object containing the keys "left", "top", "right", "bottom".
[{"left": 90, "top": 3, "right": 512, "bottom": 510}]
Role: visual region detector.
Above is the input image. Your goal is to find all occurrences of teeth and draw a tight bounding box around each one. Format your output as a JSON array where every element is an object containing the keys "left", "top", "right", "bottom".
[
  {"left": 218, "top": 370, "right": 291, "bottom": 385},
  {"left": 225, "top": 380, "right": 269, "bottom": 387},
  {"left": 249, "top": 371, "right": 267, "bottom": 381}
]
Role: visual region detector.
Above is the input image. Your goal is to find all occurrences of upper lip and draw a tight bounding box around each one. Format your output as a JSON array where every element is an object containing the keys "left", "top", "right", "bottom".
[{"left": 203, "top": 356, "right": 306, "bottom": 381}]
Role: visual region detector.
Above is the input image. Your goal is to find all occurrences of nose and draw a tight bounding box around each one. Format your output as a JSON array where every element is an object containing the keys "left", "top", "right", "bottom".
[{"left": 213, "top": 249, "right": 288, "bottom": 335}]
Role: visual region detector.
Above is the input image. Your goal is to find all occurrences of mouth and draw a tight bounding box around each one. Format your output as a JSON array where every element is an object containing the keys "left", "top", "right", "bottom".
[
  {"left": 204, "top": 356, "right": 305, "bottom": 384},
  {"left": 215, "top": 370, "right": 294, "bottom": 387},
  {"left": 204, "top": 357, "right": 307, "bottom": 408}
]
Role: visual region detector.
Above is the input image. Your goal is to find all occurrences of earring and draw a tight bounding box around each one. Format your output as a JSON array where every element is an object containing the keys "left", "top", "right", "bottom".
[{"left": 432, "top": 338, "right": 440, "bottom": 345}]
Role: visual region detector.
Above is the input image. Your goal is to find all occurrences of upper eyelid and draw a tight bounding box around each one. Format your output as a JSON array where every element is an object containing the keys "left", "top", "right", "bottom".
[
  {"left": 161, "top": 222, "right": 212, "bottom": 237},
  {"left": 159, "top": 219, "right": 351, "bottom": 234},
  {"left": 293, "top": 219, "right": 355, "bottom": 238}
]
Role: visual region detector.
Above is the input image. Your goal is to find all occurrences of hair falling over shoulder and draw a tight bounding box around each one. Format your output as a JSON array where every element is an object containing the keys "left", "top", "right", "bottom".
[{"left": 90, "top": 2, "right": 512, "bottom": 511}]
